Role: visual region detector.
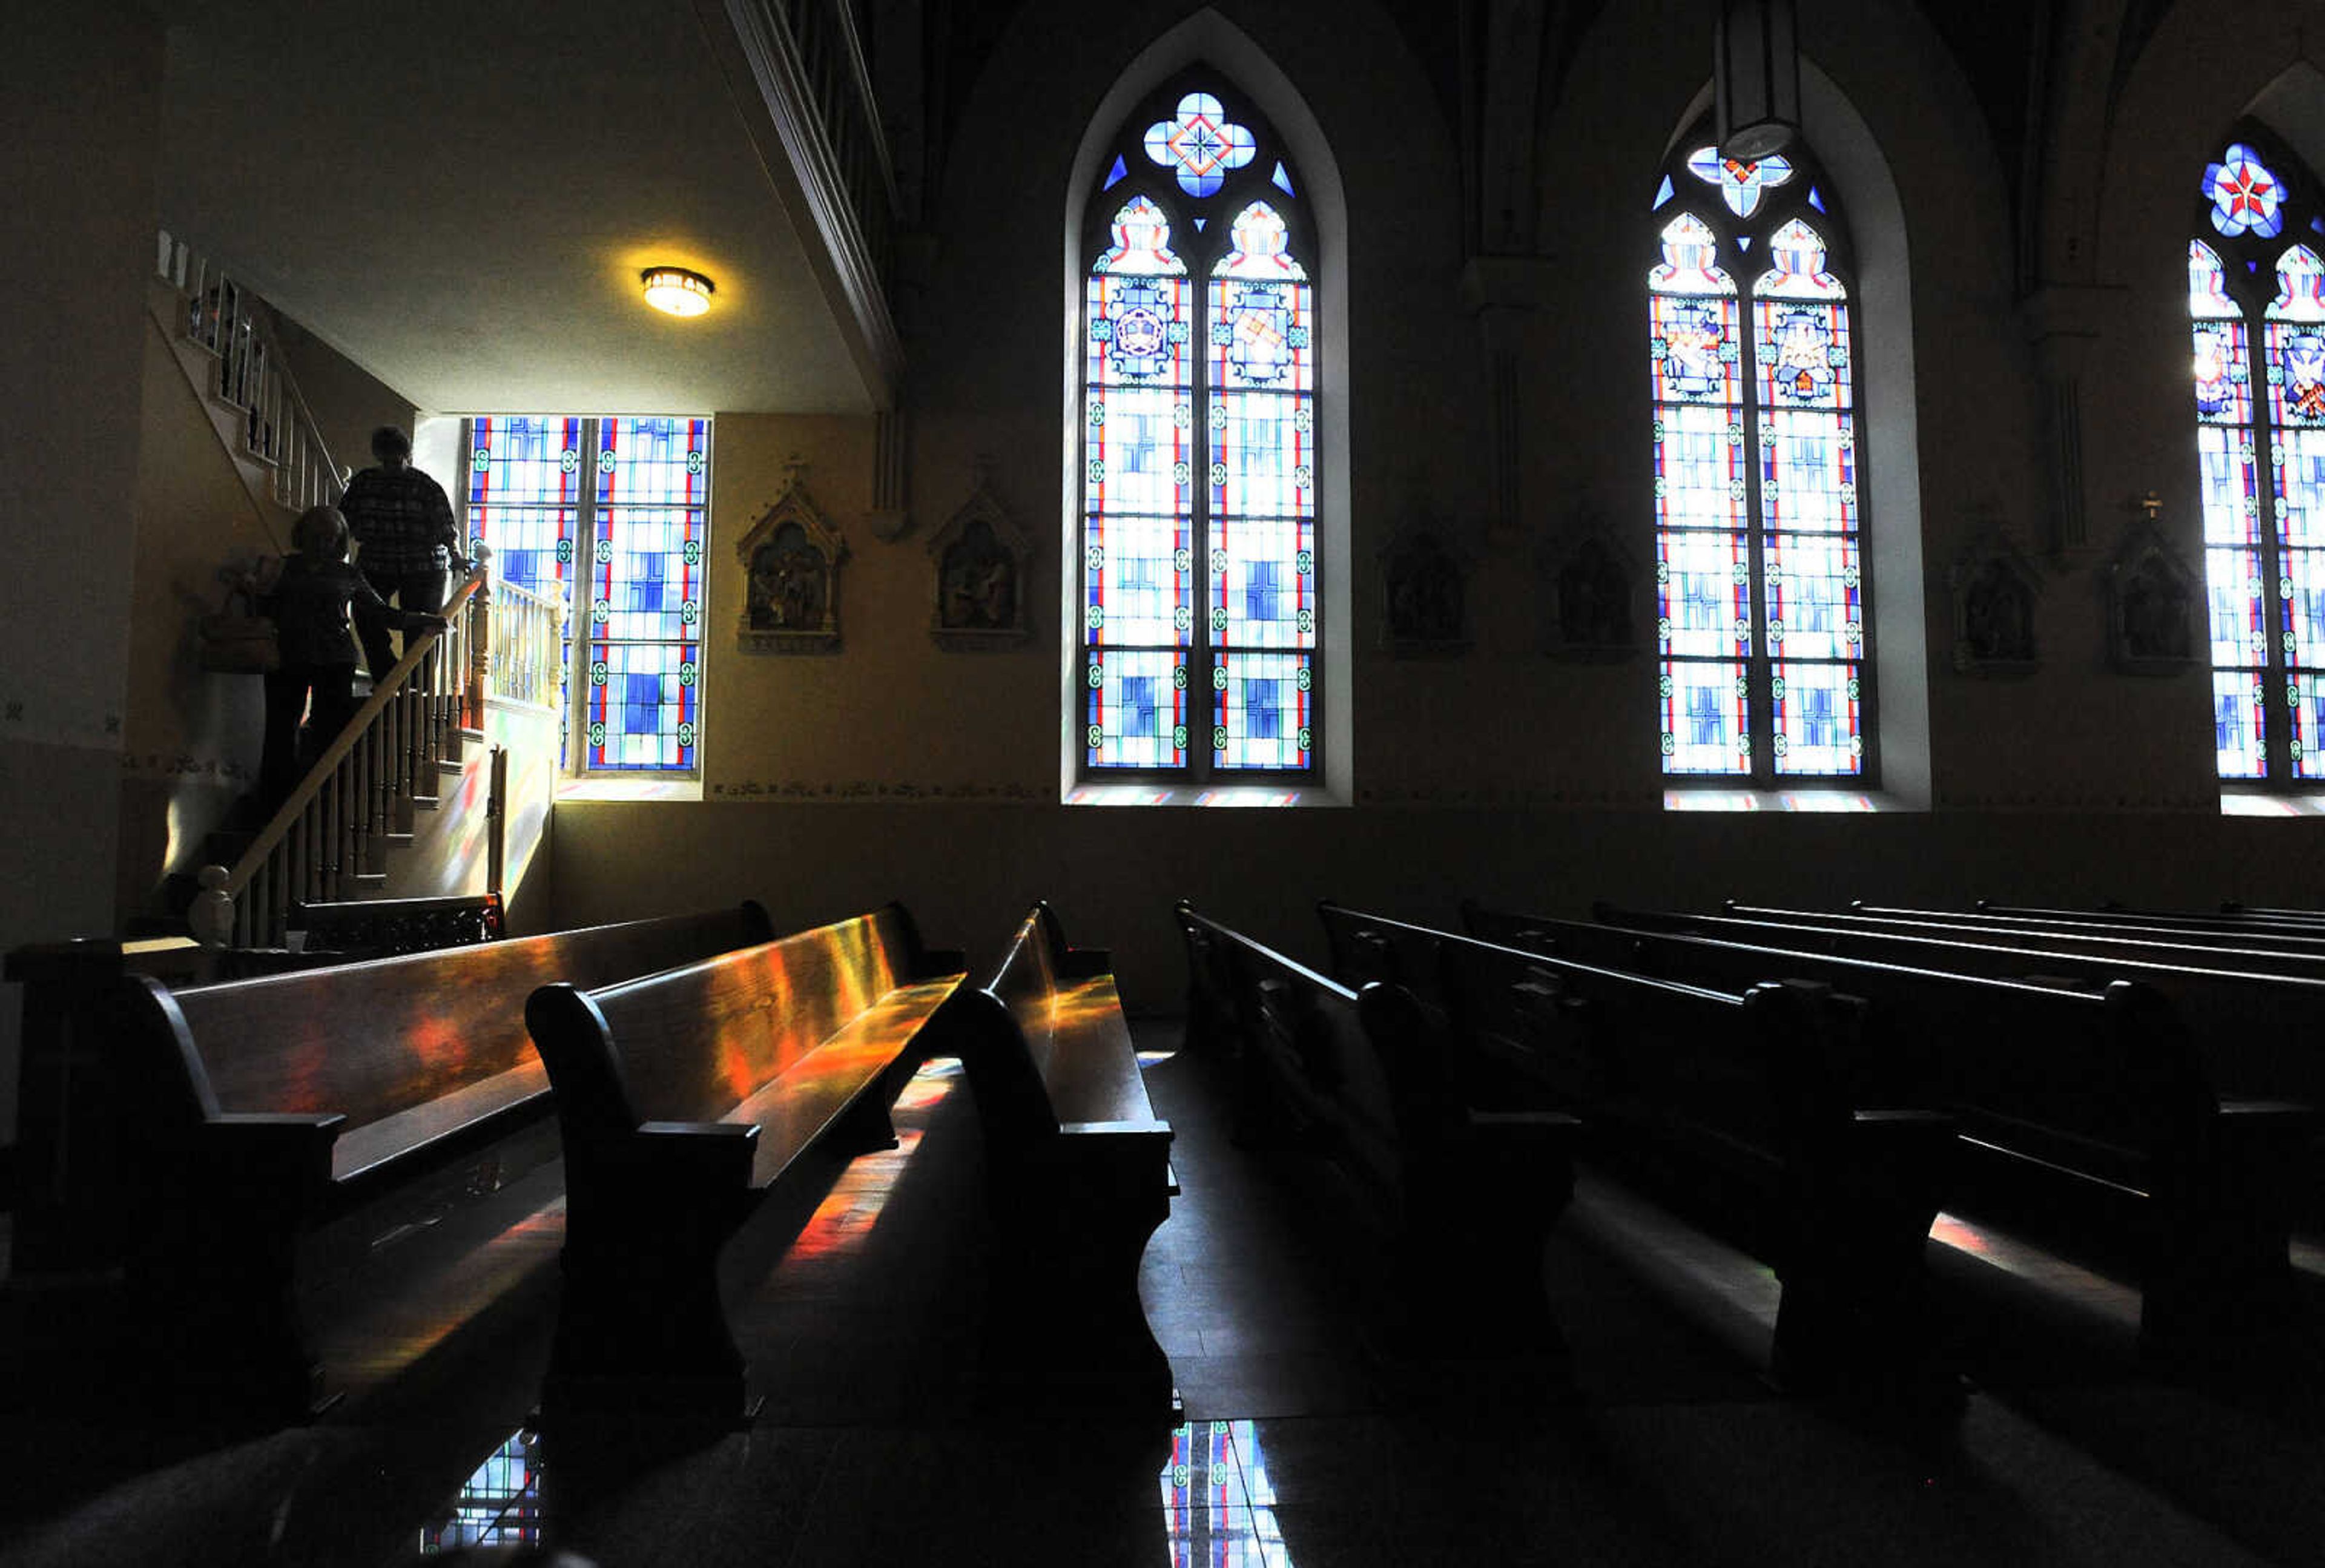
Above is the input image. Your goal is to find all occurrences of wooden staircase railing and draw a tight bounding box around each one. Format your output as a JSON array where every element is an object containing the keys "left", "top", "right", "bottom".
[
  {"left": 156, "top": 228, "right": 345, "bottom": 518},
  {"left": 191, "top": 569, "right": 490, "bottom": 950}
]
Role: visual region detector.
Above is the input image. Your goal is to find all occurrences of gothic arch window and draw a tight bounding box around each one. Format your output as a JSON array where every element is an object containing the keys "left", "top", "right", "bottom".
[
  {"left": 1648, "top": 133, "right": 1872, "bottom": 784},
  {"left": 2187, "top": 130, "right": 2325, "bottom": 783},
  {"left": 1079, "top": 74, "right": 1319, "bottom": 780}
]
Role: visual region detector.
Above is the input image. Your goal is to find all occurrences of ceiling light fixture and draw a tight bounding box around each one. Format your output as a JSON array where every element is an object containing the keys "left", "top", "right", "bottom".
[{"left": 641, "top": 266, "right": 714, "bottom": 317}]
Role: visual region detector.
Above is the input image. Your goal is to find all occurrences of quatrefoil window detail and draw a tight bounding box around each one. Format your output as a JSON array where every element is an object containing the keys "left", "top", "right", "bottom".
[{"left": 1144, "top": 92, "right": 1256, "bottom": 198}]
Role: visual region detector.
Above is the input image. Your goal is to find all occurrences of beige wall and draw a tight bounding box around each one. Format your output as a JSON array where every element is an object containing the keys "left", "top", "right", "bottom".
[{"left": 541, "top": 0, "right": 2322, "bottom": 997}]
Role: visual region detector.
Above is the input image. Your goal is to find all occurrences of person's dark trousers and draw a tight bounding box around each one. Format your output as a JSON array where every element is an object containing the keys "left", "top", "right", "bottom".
[
  {"left": 260, "top": 662, "right": 359, "bottom": 810},
  {"left": 354, "top": 567, "right": 447, "bottom": 681}
]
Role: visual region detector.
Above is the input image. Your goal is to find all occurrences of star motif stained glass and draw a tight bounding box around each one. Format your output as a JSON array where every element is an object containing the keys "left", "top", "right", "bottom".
[{"left": 2206, "top": 143, "right": 2286, "bottom": 239}]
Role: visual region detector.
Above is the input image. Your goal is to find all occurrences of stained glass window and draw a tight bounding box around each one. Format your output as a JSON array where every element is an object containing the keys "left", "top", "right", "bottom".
[
  {"left": 2188, "top": 132, "right": 2325, "bottom": 783},
  {"left": 461, "top": 414, "right": 710, "bottom": 776},
  {"left": 1649, "top": 139, "right": 1871, "bottom": 785},
  {"left": 1082, "top": 76, "right": 1318, "bottom": 779}
]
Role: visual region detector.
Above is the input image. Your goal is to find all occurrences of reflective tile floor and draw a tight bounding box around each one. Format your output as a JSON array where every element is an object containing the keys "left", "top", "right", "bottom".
[{"left": 4, "top": 1022, "right": 2325, "bottom": 1566}]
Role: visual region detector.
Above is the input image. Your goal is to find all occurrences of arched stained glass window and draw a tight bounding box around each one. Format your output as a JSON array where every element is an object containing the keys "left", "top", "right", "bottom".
[
  {"left": 1081, "top": 76, "right": 1318, "bottom": 779},
  {"left": 1649, "top": 131, "right": 1870, "bottom": 783},
  {"left": 2186, "top": 131, "right": 2325, "bottom": 783}
]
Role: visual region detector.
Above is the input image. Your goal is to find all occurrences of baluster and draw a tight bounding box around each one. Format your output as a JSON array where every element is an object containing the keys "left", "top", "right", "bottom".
[
  {"left": 335, "top": 758, "right": 355, "bottom": 892},
  {"left": 271, "top": 839, "right": 290, "bottom": 944}
]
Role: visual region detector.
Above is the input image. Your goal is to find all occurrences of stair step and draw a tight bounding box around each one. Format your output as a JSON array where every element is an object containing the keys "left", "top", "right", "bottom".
[
  {"left": 437, "top": 758, "right": 464, "bottom": 777},
  {"left": 348, "top": 872, "right": 388, "bottom": 889},
  {"left": 410, "top": 794, "right": 440, "bottom": 812},
  {"left": 381, "top": 832, "right": 415, "bottom": 849}
]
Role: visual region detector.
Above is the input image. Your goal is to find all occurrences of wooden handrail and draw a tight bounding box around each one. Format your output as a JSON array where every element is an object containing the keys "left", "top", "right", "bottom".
[{"left": 220, "top": 568, "right": 486, "bottom": 900}]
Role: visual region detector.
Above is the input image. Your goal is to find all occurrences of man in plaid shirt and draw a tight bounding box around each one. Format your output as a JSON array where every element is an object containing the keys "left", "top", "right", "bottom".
[{"left": 341, "top": 425, "right": 468, "bottom": 680}]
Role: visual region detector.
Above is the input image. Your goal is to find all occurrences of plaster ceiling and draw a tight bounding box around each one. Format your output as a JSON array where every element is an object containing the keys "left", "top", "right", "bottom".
[{"left": 159, "top": 0, "right": 874, "bottom": 416}]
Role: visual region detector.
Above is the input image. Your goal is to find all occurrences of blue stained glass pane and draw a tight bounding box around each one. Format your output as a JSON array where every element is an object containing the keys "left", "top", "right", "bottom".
[
  {"left": 1086, "top": 514, "right": 1192, "bottom": 647},
  {"left": 1657, "top": 531, "right": 1752, "bottom": 659},
  {"left": 2276, "top": 424, "right": 2325, "bottom": 546},
  {"left": 2283, "top": 546, "right": 2325, "bottom": 667},
  {"left": 1104, "top": 154, "right": 1127, "bottom": 189},
  {"left": 2206, "top": 546, "right": 2267, "bottom": 667},
  {"left": 1764, "top": 533, "right": 1862, "bottom": 660},
  {"left": 1652, "top": 403, "right": 1746, "bottom": 533},
  {"left": 1660, "top": 659, "right": 1749, "bottom": 775},
  {"left": 1759, "top": 407, "right": 1858, "bottom": 533},
  {"left": 597, "top": 418, "right": 709, "bottom": 509},
  {"left": 585, "top": 639, "right": 696, "bottom": 771},
  {"left": 2216, "top": 670, "right": 2268, "bottom": 778},
  {"left": 1214, "top": 651, "right": 1311, "bottom": 770},
  {"left": 1144, "top": 91, "right": 1257, "bottom": 198},
  {"left": 1772, "top": 661, "right": 1864, "bottom": 776},
  {"left": 1087, "top": 648, "right": 1187, "bottom": 769},
  {"left": 1685, "top": 146, "right": 1793, "bottom": 218},
  {"left": 1212, "top": 514, "right": 1312, "bottom": 648},
  {"left": 1273, "top": 161, "right": 1296, "bottom": 196},
  {"left": 1808, "top": 186, "right": 1825, "bottom": 212},
  {"left": 2293, "top": 672, "right": 2325, "bottom": 779},
  {"left": 1653, "top": 174, "right": 1675, "bottom": 211}
]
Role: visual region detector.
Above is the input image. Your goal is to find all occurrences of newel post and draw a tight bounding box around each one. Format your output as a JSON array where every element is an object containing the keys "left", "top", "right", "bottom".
[
  {"left": 466, "top": 545, "right": 494, "bottom": 728},
  {"left": 188, "top": 864, "right": 236, "bottom": 948}
]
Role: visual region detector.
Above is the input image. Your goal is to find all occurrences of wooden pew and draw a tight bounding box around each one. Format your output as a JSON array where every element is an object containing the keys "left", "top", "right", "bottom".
[
  {"left": 945, "top": 903, "right": 1176, "bottom": 1415},
  {"left": 523, "top": 904, "right": 965, "bottom": 1419},
  {"left": 286, "top": 891, "right": 503, "bottom": 957},
  {"left": 68, "top": 903, "right": 774, "bottom": 1414},
  {"left": 1980, "top": 901, "right": 2325, "bottom": 937},
  {"left": 1600, "top": 901, "right": 2325, "bottom": 1112},
  {"left": 1709, "top": 903, "right": 2325, "bottom": 983},
  {"left": 1853, "top": 903, "right": 2325, "bottom": 961},
  {"left": 1176, "top": 904, "right": 1580, "bottom": 1367},
  {"left": 1463, "top": 900, "right": 2317, "bottom": 1349},
  {"left": 1318, "top": 902, "right": 1954, "bottom": 1395}
]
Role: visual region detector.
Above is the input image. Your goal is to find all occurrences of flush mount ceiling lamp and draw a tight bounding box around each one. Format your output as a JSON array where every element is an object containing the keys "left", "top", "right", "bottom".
[
  {"left": 1714, "top": 0, "right": 1802, "bottom": 162},
  {"left": 641, "top": 266, "right": 714, "bottom": 317}
]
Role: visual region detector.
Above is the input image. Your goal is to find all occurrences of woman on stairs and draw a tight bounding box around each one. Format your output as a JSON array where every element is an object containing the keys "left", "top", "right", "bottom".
[{"left": 248, "top": 505, "right": 445, "bottom": 812}]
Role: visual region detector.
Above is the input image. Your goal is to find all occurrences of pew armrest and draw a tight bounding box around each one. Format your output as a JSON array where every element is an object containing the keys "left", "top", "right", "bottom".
[
  {"left": 1058, "top": 946, "right": 1114, "bottom": 980},
  {"left": 616, "top": 1120, "right": 763, "bottom": 1189}
]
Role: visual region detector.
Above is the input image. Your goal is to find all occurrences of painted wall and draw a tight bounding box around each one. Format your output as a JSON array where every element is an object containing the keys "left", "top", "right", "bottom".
[
  {"left": 541, "top": 0, "right": 2324, "bottom": 996},
  {"left": 0, "top": 8, "right": 168, "bottom": 1150}
]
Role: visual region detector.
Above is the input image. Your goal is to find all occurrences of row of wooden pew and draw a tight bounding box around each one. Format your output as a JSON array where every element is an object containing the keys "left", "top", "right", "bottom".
[
  {"left": 5, "top": 899, "right": 1175, "bottom": 1425},
  {"left": 1173, "top": 897, "right": 2323, "bottom": 1400}
]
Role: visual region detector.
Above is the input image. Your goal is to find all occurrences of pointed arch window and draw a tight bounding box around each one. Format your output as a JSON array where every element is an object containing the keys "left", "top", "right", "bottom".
[
  {"left": 1648, "top": 135, "right": 1872, "bottom": 783},
  {"left": 2187, "top": 131, "right": 2325, "bottom": 783},
  {"left": 1080, "top": 77, "right": 1318, "bottom": 779}
]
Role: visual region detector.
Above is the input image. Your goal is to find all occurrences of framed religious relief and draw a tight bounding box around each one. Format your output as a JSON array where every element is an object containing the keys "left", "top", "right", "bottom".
[
  {"left": 735, "top": 461, "right": 847, "bottom": 653},
  {"left": 2107, "top": 507, "right": 2201, "bottom": 676},
  {"left": 928, "top": 463, "right": 1032, "bottom": 649},
  {"left": 1543, "top": 515, "right": 1640, "bottom": 661},
  {"left": 1378, "top": 519, "right": 1473, "bottom": 657},
  {"left": 1948, "top": 529, "right": 2043, "bottom": 677}
]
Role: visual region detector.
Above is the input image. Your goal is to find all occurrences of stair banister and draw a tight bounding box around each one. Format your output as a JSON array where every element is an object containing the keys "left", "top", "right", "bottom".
[{"left": 195, "top": 567, "right": 488, "bottom": 949}]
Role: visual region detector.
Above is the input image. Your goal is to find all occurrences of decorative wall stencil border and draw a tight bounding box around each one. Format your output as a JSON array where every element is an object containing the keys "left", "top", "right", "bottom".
[
  {"left": 708, "top": 780, "right": 1050, "bottom": 802},
  {"left": 117, "top": 751, "right": 256, "bottom": 785},
  {"left": 1930, "top": 790, "right": 2214, "bottom": 812},
  {"left": 0, "top": 694, "right": 127, "bottom": 753}
]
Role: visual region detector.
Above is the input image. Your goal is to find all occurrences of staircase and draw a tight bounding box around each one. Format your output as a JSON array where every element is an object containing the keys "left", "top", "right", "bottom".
[
  {"left": 150, "top": 229, "right": 566, "bottom": 950},
  {"left": 154, "top": 229, "right": 346, "bottom": 533}
]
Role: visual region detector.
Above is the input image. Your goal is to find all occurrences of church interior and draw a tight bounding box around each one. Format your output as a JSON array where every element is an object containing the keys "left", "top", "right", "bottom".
[{"left": 8, "top": 0, "right": 2325, "bottom": 1562}]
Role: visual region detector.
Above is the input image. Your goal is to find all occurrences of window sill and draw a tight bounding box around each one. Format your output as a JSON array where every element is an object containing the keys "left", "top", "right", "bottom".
[
  {"left": 556, "top": 776, "right": 704, "bottom": 803},
  {"left": 1663, "top": 788, "right": 1915, "bottom": 813},
  {"left": 2220, "top": 790, "right": 2325, "bottom": 817},
  {"left": 1064, "top": 783, "right": 1345, "bottom": 808}
]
